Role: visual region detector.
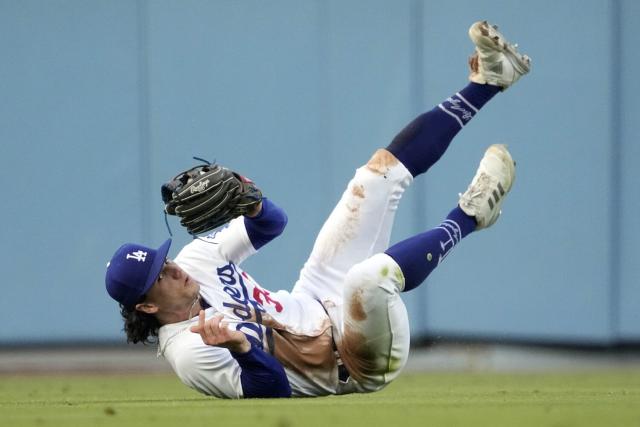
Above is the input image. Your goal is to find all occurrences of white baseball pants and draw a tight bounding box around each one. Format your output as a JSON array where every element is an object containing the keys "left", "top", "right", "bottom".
[{"left": 292, "top": 149, "right": 414, "bottom": 392}]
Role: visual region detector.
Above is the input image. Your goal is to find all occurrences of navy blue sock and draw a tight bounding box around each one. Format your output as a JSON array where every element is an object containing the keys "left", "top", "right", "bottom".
[
  {"left": 386, "top": 82, "right": 501, "bottom": 177},
  {"left": 384, "top": 206, "right": 477, "bottom": 292}
]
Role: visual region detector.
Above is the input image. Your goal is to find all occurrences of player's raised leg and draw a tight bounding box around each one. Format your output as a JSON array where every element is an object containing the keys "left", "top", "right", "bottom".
[
  {"left": 338, "top": 144, "right": 516, "bottom": 391},
  {"left": 386, "top": 20, "right": 530, "bottom": 178},
  {"left": 292, "top": 151, "right": 413, "bottom": 304},
  {"left": 292, "top": 21, "right": 530, "bottom": 306}
]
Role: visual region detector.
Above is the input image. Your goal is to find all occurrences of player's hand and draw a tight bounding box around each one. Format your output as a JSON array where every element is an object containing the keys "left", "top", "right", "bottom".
[{"left": 190, "top": 311, "right": 251, "bottom": 354}]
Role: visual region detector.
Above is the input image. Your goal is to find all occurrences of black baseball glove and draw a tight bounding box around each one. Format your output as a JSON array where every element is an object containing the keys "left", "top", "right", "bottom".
[{"left": 161, "top": 163, "right": 262, "bottom": 235}]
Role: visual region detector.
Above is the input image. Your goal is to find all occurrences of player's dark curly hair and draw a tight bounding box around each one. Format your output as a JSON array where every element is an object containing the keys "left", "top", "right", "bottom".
[{"left": 120, "top": 303, "right": 160, "bottom": 345}]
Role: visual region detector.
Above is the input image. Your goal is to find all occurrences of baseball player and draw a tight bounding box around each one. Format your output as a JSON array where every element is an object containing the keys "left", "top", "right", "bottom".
[{"left": 105, "top": 21, "right": 530, "bottom": 398}]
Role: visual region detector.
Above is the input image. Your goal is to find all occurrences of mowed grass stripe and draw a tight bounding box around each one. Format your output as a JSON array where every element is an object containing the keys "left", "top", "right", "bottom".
[{"left": 0, "top": 371, "right": 639, "bottom": 427}]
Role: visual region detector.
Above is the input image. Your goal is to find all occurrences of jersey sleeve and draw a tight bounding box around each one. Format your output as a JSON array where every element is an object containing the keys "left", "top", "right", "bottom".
[
  {"left": 175, "top": 216, "right": 256, "bottom": 268},
  {"left": 162, "top": 327, "right": 291, "bottom": 399},
  {"left": 231, "top": 344, "right": 291, "bottom": 398},
  {"left": 243, "top": 198, "right": 288, "bottom": 250},
  {"left": 175, "top": 198, "right": 287, "bottom": 267},
  {"left": 163, "top": 330, "right": 244, "bottom": 398}
]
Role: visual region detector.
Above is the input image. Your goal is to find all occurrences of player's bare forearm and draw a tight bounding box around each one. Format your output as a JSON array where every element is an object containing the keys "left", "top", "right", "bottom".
[{"left": 190, "top": 311, "right": 251, "bottom": 354}]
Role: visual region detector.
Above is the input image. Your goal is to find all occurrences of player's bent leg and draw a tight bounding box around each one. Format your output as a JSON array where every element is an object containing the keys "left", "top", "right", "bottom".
[
  {"left": 386, "top": 144, "right": 516, "bottom": 291},
  {"left": 385, "top": 205, "right": 476, "bottom": 292},
  {"left": 336, "top": 253, "right": 410, "bottom": 392},
  {"left": 333, "top": 144, "right": 516, "bottom": 391},
  {"left": 292, "top": 150, "right": 412, "bottom": 303}
]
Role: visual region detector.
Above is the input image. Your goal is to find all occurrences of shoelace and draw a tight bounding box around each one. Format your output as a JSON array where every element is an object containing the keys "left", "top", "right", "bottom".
[{"left": 459, "top": 173, "right": 492, "bottom": 209}]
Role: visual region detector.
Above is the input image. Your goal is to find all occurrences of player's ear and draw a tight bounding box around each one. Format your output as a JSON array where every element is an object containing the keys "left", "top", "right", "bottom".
[{"left": 135, "top": 302, "right": 159, "bottom": 314}]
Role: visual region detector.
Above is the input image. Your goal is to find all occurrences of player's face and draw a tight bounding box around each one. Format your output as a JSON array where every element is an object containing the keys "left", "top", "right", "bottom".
[{"left": 143, "top": 259, "right": 200, "bottom": 313}]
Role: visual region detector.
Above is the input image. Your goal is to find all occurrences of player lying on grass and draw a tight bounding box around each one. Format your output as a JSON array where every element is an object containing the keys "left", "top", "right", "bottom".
[{"left": 105, "top": 21, "right": 530, "bottom": 398}]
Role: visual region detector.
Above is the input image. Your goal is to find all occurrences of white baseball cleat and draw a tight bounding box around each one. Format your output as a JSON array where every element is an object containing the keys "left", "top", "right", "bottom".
[
  {"left": 468, "top": 20, "right": 531, "bottom": 90},
  {"left": 459, "top": 144, "right": 516, "bottom": 230}
]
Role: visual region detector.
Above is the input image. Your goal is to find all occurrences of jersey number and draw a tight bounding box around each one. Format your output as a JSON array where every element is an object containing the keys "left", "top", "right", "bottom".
[{"left": 252, "top": 287, "right": 283, "bottom": 313}]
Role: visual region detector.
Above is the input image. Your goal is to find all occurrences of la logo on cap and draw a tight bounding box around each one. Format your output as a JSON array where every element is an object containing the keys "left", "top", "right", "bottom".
[{"left": 126, "top": 250, "right": 148, "bottom": 262}]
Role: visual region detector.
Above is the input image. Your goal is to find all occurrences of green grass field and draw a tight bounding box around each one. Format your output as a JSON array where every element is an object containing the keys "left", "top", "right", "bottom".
[{"left": 1, "top": 371, "right": 639, "bottom": 427}]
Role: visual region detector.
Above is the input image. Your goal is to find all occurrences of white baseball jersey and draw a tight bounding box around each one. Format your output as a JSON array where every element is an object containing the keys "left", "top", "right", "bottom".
[
  {"left": 159, "top": 154, "right": 414, "bottom": 398},
  {"left": 158, "top": 217, "right": 347, "bottom": 398}
]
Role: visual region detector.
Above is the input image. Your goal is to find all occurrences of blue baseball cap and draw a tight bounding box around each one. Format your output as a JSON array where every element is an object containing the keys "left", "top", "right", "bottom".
[{"left": 105, "top": 239, "right": 172, "bottom": 308}]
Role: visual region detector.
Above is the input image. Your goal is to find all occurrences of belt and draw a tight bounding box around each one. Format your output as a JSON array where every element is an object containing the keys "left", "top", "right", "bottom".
[
  {"left": 321, "top": 300, "right": 350, "bottom": 383},
  {"left": 331, "top": 330, "right": 350, "bottom": 383},
  {"left": 338, "top": 361, "right": 350, "bottom": 383}
]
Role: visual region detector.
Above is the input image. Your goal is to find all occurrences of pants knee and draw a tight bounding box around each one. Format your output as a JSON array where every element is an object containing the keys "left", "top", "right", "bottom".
[
  {"left": 340, "top": 254, "right": 410, "bottom": 389},
  {"left": 365, "top": 149, "right": 400, "bottom": 175},
  {"left": 343, "top": 254, "right": 405, "bottom": 303}
]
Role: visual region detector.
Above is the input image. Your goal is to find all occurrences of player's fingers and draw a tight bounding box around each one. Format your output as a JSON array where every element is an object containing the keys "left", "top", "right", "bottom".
[
  {"left": 204, "top": 313, "right": 223, "bottom": 342},
  {"left": 199, "top": 310, "right": 205, "bottom": 328},
  {"left": 219, "top": 320, "right": 234, "bottom": 338},
  {"left": 203, "top": 316, "right": 215, "bottom": 339},
  {"left": 213, "top": 313, "right": 224, "bottom": 329},
  {"left": 189, "top": 310, "right": 206, "bottom": 333}
]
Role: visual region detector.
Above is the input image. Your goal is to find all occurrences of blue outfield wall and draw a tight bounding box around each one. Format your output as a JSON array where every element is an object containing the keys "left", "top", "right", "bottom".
[{"left": 0, "top": 0, "right": 638, "bottom": 344}]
